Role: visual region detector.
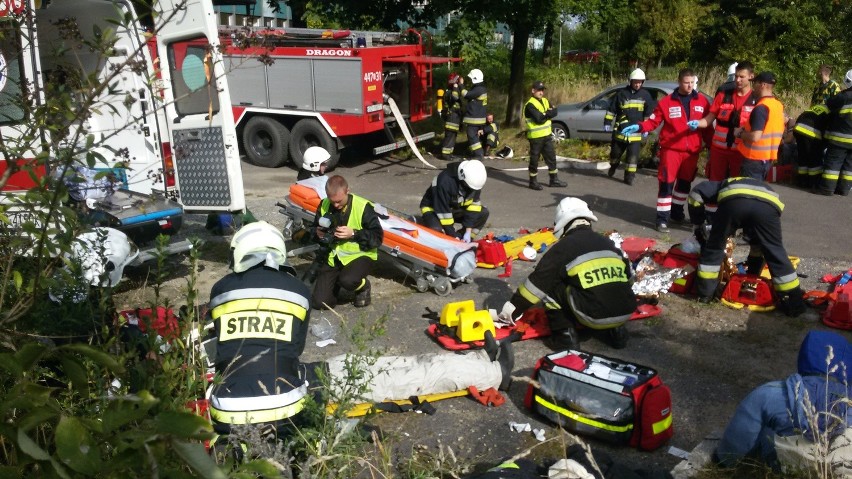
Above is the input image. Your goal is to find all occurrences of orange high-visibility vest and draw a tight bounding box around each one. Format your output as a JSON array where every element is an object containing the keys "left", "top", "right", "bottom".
[{"left": 738, "top": 96, "right": 785, "bottom": 161}]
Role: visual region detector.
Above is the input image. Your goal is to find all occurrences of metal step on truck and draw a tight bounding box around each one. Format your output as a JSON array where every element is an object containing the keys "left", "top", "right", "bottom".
[
  {"left": 213, "top": 25, "right": 457, "bottom": 169},
  {"left": 0, "top": 0, "right": 244, "bottom": 272}
]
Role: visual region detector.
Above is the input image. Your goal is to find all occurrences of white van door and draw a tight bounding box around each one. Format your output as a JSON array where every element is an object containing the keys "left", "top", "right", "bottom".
[{"left": 154, "top": 0, "right": 245, "bottom": 212}]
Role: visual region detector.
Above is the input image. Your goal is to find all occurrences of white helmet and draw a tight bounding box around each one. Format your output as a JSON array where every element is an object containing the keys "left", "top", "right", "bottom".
[
  {"left": 230, "top": 221, "right": 288, "bottom": 273},
  {"left": 553, "top": 197, "right": 598, "bottom": 238},
  {"left": 495, "top": 145, "right": 513, "bottom": 159},
  {"left": 628, "top": 68, "right": 646, "bottom": 82},
  {"left": 727, "top": 62, "right": 739, "bottom": 77},
  {"left": 303, "top": 146, "right": 331, "bottom": 173},
  {"left": 844, "top": 69, "right": 852, "bottom": 89},
  {"left": 458, "top": 159, "right": 487, "bottom": 190},
  {"left": 468, "top": 68, "right": 484, "bottom": 84},
  {"left": 71, "top": 227, "right": 139, "bottom": 287}
]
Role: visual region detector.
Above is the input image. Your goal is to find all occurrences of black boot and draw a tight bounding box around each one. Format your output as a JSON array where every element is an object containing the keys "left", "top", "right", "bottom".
[
  {"left": 353, "top": 279, "right": 371, "bottom": 307},
  {"left": 546, "top": 325, "right": 579, "bottom": 350},
  {"left": 497, "top": 340, "right": 514, "bottom": 391},
  {"left": 607, "top": 325, "right": 629, "bottom": 349},
  {"left": 608, "top": 162, "right": 618, "bottom": 177},
  {"left": 777, "top": 291, "right": 806, "bottom": 317},
  {"left": 529, "top": 178, "right": 544, "bottom": 191},
  {"left": 623, "top": 172, "right": 635, "bottom": 186},
  {"left": 483, "top": 330, "right": 498, "bottom": 361},
  {"left": 549, "top": 175, "right": 567, "bottom": 187}
]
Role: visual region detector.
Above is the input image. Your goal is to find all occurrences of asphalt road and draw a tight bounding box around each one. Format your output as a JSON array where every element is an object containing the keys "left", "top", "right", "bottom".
[{"left": 218, "top": 153, "right": 851, "bottom": 475}]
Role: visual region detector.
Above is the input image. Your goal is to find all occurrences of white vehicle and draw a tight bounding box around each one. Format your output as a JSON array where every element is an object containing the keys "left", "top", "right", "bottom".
[{"left": 0, "top": 0, "right": 244, "bottom": 213}]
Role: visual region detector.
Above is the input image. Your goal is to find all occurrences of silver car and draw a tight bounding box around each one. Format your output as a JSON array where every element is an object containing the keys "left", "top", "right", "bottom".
[{"left": 551, "top": 81, "right": 711, "bottom": 142}]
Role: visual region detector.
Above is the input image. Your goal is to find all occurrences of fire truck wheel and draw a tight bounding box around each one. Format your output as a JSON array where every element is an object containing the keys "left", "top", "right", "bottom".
[
  {"left": 243, "top": 116, "right": 291, "bottom": 168},
  {"left": 289, "top": 119, "right": 339, "bottom": 171}
]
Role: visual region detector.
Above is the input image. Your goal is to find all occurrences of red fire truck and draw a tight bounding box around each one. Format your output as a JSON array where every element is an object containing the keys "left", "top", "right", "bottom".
[{"left": 216, "top": 27, "right": 455, "bottom": 170}]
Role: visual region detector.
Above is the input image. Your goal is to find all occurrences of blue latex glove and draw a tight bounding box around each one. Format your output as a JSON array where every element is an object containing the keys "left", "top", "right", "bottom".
[
  {"left": 462, "top": 230, "right": 472, "bottom": 243},
  {"left": 687, "top": 120, "right": 699, "bottom": 131},
  {"left": 621, "top": 124, "right": 640, "bottom": 135},
  {"left": 604, "top": 125, "right": 612, "bottom": 132}
]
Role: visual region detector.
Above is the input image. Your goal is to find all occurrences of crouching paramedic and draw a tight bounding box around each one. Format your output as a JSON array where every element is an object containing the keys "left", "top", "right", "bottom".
[
  {"left": 312, "top": 175, "right": 383, "bottom": 309},
  {"left": 206, "top": 221, "right": 311, "bottom": 436},
  {"left": 420, "top": 159, "right": 489, "bottom": 242},
  {"left": 498, "top": 198, "right": 635, "bottom": 349},
  {"left": 688, "top": 177, "right": 805, "bottom": 316}
]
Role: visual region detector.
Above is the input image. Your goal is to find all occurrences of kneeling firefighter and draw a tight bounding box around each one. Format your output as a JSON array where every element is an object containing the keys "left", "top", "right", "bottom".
[
  {"left": 499, "top": 198, "right": 635, "bottom": 349},
  {"left": 205, "top": 221, "right": 312, "bottom": 436}
]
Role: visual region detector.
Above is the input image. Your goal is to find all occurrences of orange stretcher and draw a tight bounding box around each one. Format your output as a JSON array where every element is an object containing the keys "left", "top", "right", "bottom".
[{"left": 278, "top": 177, "right": 478, "bottom": 296}]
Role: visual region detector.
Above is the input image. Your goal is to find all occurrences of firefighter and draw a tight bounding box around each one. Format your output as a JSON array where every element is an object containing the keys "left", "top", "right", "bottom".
[
  {"left": 498, "top": 198, "right": 635, "bottom": 350},
  {"left": 524, "top": 80, "right": 567, "bottom": 190},
  {"left": 811, "top": 64, "right": 842, "bottom": 107},
  {"left": 206, "top": 221, "right": 311, "bottom": 437},
  {"left": 624, "top": 68, "right": 710, "bottom": 233},
  {"left": 439, "top": 73, "right": 464, "bottom": 159},
  {"left": 687, "top": 178, "right": 806, "bottom": 316},
  {"left": 462, "top": 69, "right": 488, "bottom": 158},
  {"left": 693, "top": 61, "right": 758, "bottom": 181},
  {"left": 733, "top": 71, "right": 786, "bottom": 181},
  {"left": 604, "top": 68, "right": 655, "bottom": 185},
  {"left": 311, "top": 175, "right": 383, "bottom": 309},
  {"left": 818, "top": 69, "right": 852, "bottom": 196},
  {"left": 480, "top": 113, "right": 499, "bottom": 157},
  {"left": 420, "top": 159, "right": 489, "bottom": 242},
  {"left": 792, "top": 104, "right": 829, "bottom": 189},
  {"left": 296, "top": 146, "right": 331, "bottom": 180}
]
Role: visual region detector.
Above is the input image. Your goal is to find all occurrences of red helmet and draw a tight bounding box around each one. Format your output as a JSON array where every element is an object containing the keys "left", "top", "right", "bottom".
[{"left": 448, "top": 73, "right": 459, "bottom": 85}]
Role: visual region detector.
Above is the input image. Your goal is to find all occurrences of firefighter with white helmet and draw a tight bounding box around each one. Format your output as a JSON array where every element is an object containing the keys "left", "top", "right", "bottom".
[
  {"left": 818, "top": 69, "right": 852, "bottom": 196},
  {"left": 462, "top": 69, "right": 488, "bottom": 158},
  {"left": 420, "top": 159, "right": 489, "bottom": 242},
  {"left": 297, "top": 146, "right": 331, "bottom": 180},
  {"left": 604, "top": 68, "right": 655, "bottom": 185},
  {"left": 205, "top": 221, "right": 312, "bottom": 437},
  {"left": 499, "top": 197, "right": 635, "bottom": 349}
]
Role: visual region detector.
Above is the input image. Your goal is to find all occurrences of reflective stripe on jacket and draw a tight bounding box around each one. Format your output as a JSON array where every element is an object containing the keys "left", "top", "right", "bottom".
[
  {"left": 738, "top": 96, "right": 785, "bottom": 161},
  {"left": 524, "top": 97, "right": 552, "bottom": 139},
  {"left": 319, "top": 194, "right": 379, "bottom": 266}
]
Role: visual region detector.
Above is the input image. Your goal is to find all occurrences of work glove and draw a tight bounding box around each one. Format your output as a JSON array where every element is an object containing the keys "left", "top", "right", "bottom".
[
  {"left": 687, "top": 120, "right": 699, "bottom": 131},
  {"left": 694, "top": 224, "right": 711, "bottom": 247},
  {"left": 462, "top": 230, "right": 472, "bottom": 243},
  {"left": 621, "top": 124, "right": 640, "bottom": 135},
  {"left": 604, "top": 124, "right": 612, "bottom": 132},
  {"left": 496, "top": 301, "right": 517, "bottom": 326}
]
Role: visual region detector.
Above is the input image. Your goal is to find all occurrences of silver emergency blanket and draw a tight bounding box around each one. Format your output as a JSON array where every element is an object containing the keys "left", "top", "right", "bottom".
[{"left": 631, "top": 255, "right": 692, "bottom": 297}]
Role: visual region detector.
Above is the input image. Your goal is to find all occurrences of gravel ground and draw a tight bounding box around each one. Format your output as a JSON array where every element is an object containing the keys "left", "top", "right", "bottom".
[{"left": 115, "top": 152, "right": 851, "bottom": 476}]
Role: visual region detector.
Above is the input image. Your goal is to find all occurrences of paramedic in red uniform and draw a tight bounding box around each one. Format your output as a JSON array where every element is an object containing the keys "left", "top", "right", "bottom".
[
  {"left": 499, "top": 198, "right": 636, "bottom": 350},
  {"left": 420, "top": 159, "right": 489, "bottom": 242},
  {"left": 733, "top": 71, "right": 786, "bottom": 181},
  {"left": 687, "top": 177, "right": 806, "bottom": 316},
  {"left": 311, "top": 175, "right": 383, "bottom": 309},
  {"left": 622, "top": 68, "right": 710, "bottom": 233},
  {"left": 206, "top": 221, "right": 312, "bottom": 437},
  {"left": 693, "top": 61, "right": 757, "bottom": 180}
]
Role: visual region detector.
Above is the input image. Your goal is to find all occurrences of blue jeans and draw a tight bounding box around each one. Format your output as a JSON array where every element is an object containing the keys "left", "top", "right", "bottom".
[{"left": 715, "top": 380, "right": 795, "bottom": 469}]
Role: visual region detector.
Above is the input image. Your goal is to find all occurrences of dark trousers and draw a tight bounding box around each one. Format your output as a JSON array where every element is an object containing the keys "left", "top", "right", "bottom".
[
  {"left": 696, "top": 198, "right": 799, "bottom": 299},
  {"left": 819, "top": 146, "right": 852, "bottom": 196},
  {"left": 466, "top": 124, "right": 484, "bottom": 157},
  {"left": 312, "top": 256, "right": 374, "bottom": 309},
  {"left": 421, "top": 207, "right": 490, "bottom": 237},
  {"left": 793, "top": 132, "right": 825, "bottom": 187},
  {"left": 609, "top": 140, "right": 641, "bottom": 174},
  {"left": 740, "top": 159, "right": 771, "bottom": 181},
  {"left": 528, "top": 136, "right": 557, "bottom": 179},
  {"left": 440, "top": 112, "right": 461, "bottom": 155}
]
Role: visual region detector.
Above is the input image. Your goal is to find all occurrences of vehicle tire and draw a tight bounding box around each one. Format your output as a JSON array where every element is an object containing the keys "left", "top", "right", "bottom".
[
  {"left": 551, "top": 122, "right": 569, "bottom": 142},
  {"left": 289, "top": 119, "right": 339, "bottom": 171},
  {"left": 242, "top": 116, "right": 290, "bottom": 168}
]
